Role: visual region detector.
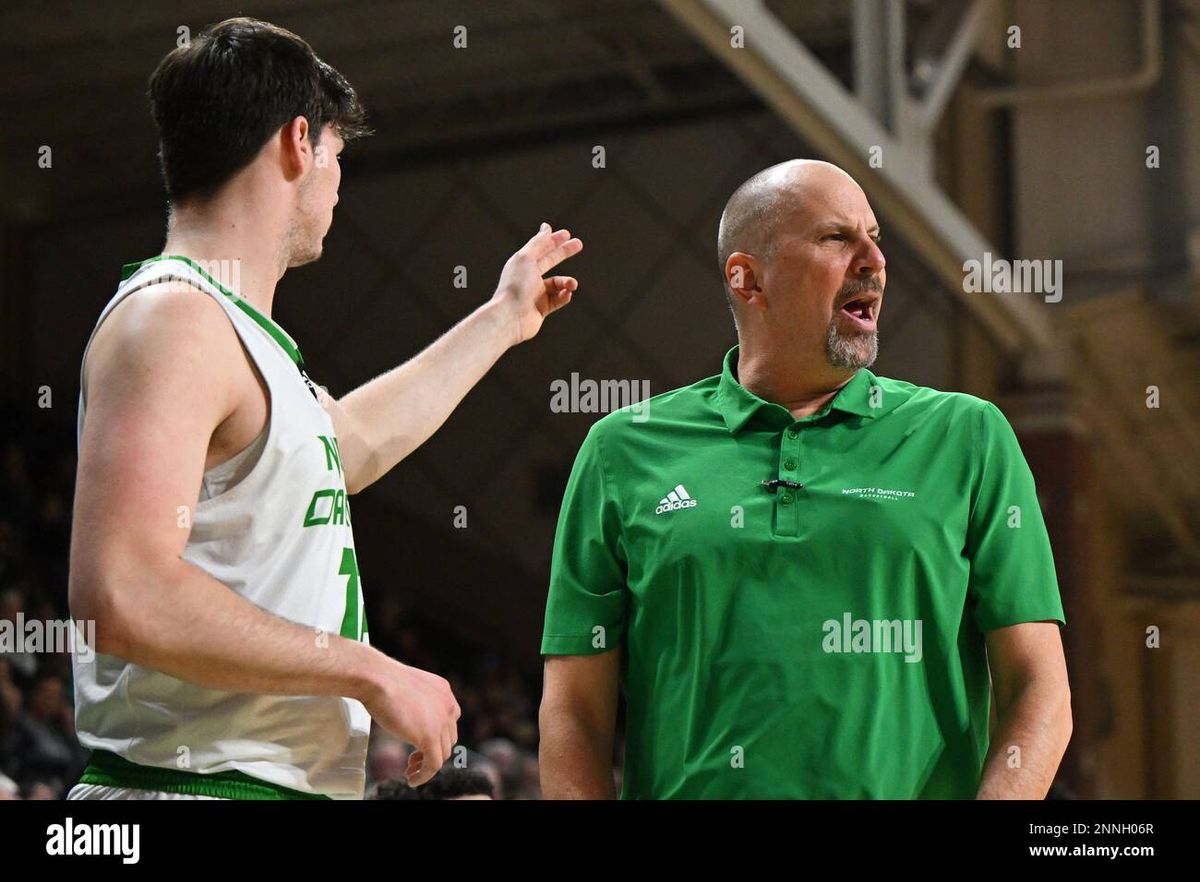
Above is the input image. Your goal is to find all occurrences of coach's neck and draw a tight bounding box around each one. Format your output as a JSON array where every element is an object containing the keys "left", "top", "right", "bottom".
[{"left": 735, "top": 331, "right": 856, "bottom": 420}]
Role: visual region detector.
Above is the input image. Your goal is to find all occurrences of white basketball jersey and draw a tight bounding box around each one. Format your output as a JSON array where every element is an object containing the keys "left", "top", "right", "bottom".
[{"left": 72, "top": 255, "right": 372, "bottom": 799}]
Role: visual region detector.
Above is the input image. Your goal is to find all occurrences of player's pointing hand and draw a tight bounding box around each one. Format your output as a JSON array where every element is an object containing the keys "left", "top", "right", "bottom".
[{"left": 492, "top": 222, "right": 583, "bottom": 345}]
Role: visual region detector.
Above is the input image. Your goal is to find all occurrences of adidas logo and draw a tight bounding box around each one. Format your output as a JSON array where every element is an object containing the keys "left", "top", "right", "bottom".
[{"left": 655, "top": 484, "right": 698, "bottom": 515}]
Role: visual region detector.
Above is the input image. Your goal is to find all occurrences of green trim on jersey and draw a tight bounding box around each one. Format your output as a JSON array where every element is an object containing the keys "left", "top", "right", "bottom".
[
  {"left": 79, "top": 749, "right": 332, "bottom": 800},
  {"left": 120, "top": 254, "right": 305, "bottom": 367}
]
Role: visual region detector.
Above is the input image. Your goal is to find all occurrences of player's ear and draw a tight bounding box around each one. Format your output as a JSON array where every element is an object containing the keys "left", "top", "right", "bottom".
[{"left": 279, "top": 116, "right": 312, "bottom": 179}]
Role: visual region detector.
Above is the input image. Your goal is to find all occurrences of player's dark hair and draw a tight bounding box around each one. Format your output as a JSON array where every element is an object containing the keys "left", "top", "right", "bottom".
[
  {"left": 372, "top": 768, "right": 496, "bottom": 800},
  {"left": 148, "top": 16, "right": 372, "bottom": 204}
]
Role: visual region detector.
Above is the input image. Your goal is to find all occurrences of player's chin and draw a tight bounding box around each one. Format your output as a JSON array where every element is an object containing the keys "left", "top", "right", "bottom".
[{"left": 288, "top": 242, "right": 324, "bottom": 269}]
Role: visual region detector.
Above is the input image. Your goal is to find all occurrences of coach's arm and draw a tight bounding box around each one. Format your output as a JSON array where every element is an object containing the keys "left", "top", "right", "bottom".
[
  {"left": 70, "top": 284, "right": 458, "bottom": 785},
  {"left": 539, "top": 648, "right": 622, "bottom": 799},
  {"left": 976, "top": 621, "right": 1072, "bottom": 798},
  {"left": 325, "top": 224, "right": 582, "bottom": 494}
]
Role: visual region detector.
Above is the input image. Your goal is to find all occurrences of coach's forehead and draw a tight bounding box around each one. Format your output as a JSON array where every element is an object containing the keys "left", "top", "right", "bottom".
[{"left": 772, "top": 161, "right": 873, "bottom": 228}]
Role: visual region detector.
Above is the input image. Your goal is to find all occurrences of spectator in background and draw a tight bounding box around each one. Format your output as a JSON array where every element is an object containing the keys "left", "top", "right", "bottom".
[
  {"left": 471, "top": 756, "right": 503, "bottom": 799},
  {"left": 372, "top": 767, "right": 495, "bottom": 800},
  {"left": 365, "top": 734, "right": 506, "bottom": 799},
  {"left": 479, "top": 737, "right": 522, "bottom": 798},
  {"left": 5, "top": 672, "right": 87, "bottom": 795},
  {"left": 0, "top": 768, "right": 19, "bottom": 800},
  {"left": 367, "top": 731, "right": 411, "bottom": 786},
  {"left": 514, "top": 752, "right": 541, "bottom": 800},
  {"left": 0, "top": 522, "right": 22, "bottom": 587},
  {"left": 0, "top": 657, "right": 23, "bottom": 780},
  {"left": 1, "top": 588, "right": 41, "bottom": 687},
  {"left": 1, "top": 442, "right": 35, "bottom": 526}
]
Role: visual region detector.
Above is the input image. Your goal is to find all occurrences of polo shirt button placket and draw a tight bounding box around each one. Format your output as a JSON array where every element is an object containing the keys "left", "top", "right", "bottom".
[{"left": 774, "top": 423, "right": 803, "bottom": 537}]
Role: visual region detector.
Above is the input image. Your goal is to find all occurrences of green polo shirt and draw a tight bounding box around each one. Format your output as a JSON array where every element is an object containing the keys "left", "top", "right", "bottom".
[{"left": 541, "top": 344, "right": 1065, "bottom": 799}]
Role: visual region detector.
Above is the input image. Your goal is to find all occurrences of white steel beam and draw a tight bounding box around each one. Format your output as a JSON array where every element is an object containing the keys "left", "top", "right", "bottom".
[{"left": 657, "top": 0, "right": 1056, "bottom": 358}]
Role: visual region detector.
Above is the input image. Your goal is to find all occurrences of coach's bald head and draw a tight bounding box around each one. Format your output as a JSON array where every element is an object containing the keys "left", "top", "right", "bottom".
[
  {"left": 717, "top": 160, "right": 828, "bottom": 278},
  {"left": 717, "top": 159, "right": 886, "bottom": 374}
]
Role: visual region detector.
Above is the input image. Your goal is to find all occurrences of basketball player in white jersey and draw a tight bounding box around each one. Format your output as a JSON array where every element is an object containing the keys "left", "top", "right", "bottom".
[{"left": 66, "top": 17, "right": 581, "bottom": 800}]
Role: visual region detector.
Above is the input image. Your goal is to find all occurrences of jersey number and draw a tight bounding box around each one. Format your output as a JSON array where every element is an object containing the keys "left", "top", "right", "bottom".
[{"left": 338, "top": 547, "right": 368, "bottom": 641}]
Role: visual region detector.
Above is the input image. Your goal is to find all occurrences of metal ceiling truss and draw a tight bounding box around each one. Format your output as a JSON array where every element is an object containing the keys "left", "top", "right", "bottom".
[{"left": 657, "top": 0, "right": 1059, "bottom": 376}]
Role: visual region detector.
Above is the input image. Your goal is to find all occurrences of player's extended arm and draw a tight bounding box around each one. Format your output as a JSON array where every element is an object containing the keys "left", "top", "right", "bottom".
[
  {"left": 326, "top": 224, "right": 582, "bottom": 494},
  {"left": 976, "top": 621, "right": 1073, "bottom": 798},
  {"left": 539, "top": 649, "right": 621, "bottom": 799},
  {"left": 69, "top": 285, "right": 458, "bottom": 785}
]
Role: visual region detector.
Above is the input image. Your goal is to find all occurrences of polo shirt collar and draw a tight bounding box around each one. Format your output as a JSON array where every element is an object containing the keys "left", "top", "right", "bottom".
[{"left": 715, "top": 344, "right": 880, "bottom": 434}]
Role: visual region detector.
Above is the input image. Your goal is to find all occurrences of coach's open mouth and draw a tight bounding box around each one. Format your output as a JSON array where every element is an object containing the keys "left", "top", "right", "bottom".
[
  {"left": 840, "top": 298, "right": 874, "bottom": 320},
  {"left": 837, "top": 294, "right": 880, "bottom": 331}
]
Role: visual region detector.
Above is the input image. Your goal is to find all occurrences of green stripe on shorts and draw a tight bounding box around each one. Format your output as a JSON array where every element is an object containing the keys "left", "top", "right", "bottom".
[{"left": 79, "top": 750, "right": 331, "bottom": 800}]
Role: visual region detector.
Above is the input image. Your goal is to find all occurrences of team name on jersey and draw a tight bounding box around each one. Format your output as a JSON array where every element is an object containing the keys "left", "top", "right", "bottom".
[{"left": 303, "top": 435, "right": 352, "bottom": 528}]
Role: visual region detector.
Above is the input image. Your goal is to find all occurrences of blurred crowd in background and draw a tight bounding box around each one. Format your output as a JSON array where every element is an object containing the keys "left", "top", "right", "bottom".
[{"left": 0, "top": 413, "right": 601, "bottom": 800}]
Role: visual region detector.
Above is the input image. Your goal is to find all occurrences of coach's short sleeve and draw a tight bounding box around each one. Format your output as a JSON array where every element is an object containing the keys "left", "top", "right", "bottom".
[
  {"left": 541, "top": 423, "right": 628, "bottom": 656},
  {"left": 965, "top": 401, "right": 1066, "bottom": 632}
]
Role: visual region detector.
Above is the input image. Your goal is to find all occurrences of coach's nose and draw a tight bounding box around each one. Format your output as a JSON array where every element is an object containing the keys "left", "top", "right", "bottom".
[{"left": 853, "top": 235, "right": 885, "bottom": 277}]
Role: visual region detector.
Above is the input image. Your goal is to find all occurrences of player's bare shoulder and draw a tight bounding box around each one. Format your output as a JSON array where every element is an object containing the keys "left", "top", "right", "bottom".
[
  {"left": 83, "top": 279, "right": 268, "bottom": 466},
  {"left": 86, "top": 279, "right": 237, "bottom": 383}
]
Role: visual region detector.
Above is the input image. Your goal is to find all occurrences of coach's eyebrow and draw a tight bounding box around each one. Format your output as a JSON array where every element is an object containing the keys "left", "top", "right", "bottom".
[{"left": 815, "top": 221, "right": 882, "bottom": 238}]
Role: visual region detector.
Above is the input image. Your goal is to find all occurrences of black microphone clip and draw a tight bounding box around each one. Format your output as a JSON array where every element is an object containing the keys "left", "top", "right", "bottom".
[{"left": 761, "top": 479, "right": 804, "bottom": 493}]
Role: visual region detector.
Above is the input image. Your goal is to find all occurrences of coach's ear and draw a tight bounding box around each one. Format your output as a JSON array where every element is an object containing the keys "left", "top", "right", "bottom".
[{"left": 725, "top": 251, "right": 765, "bottom": 311}]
